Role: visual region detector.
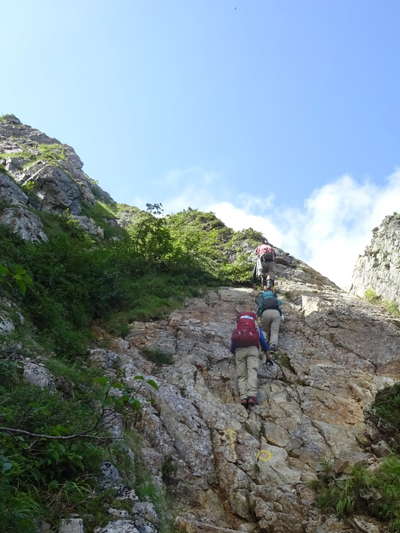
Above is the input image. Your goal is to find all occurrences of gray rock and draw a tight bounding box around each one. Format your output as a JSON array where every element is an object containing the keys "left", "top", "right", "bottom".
[
  {"left": 94, "top": 521, "right": 140, "bottom": 533},
  {"left": 0, "top": 171, "right": 28, "bottom": 205},
  {"left": 0, "top": 206, "right": 47, "bottom": 241},
  {"left": 119, "top": 281, "right": 400, "bottom": 532},
  {"left": 23, "top": 360, "right": 55, "bottom": 389},
  {"left": 352, "top": 516, "right": 381, "bottom": 533},
  {"left": 351, "top": 212, "right": 400, "bottom": 307},
  {"left": 132, "top": 501, "right": 159, "bottom": 527},
  {"left": 100, "top": 461, "right": 122, "bottom": 490},
  {"left": 0, "top": 314, "right": 15, "bottom": 334},
  {"left": 24, "top": 165, "right": 82, "bottom": 214},
  {"left": 71, "top": 215, "right": 104, "bottom": 238},
  {"left": 59, "top": 518, "right": 84, "bottom": 533}
]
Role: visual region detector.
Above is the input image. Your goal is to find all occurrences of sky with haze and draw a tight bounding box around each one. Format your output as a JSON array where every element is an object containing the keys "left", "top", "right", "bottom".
[{"left": 2, "top": 0, "right": 400, "bottom": 288}]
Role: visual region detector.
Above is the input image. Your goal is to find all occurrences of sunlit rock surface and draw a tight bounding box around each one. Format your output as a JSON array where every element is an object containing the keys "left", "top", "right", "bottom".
[
  {"left": 351, "top": 212, "right": 400, "bottom": 306},
  {"left": 91, "top": 263, "right": 400, "bottom": 532}
]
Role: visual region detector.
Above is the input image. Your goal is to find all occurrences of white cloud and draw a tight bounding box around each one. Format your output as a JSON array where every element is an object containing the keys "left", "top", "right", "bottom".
[
  {"left": 209, "top": 201, "right": 284, "bottom": 245},
  {"left": 283, "top": 172, "right": 400, "bottom": 289},
  {"left": 160, "top": 167, "right": 400, "bottom": 289}
]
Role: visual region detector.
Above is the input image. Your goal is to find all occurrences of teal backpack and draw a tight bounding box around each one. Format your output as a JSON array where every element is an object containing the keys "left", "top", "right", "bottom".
[{"left": 256, "top": 290, "right": 280, "bottom": 316}]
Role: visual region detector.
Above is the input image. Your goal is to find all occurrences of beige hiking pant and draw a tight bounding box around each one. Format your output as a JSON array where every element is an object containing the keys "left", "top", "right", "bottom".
[
  {"left": 260, "top": 309, "right": 281, "bottom": 347},
  {"left": 235, "top": 345, "right": 260, "bottom": 400}
]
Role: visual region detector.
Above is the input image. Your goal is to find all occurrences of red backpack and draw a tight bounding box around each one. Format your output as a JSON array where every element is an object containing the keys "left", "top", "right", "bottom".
[{"left": 231, "top": 312, "right": 260, "bottom": 348}]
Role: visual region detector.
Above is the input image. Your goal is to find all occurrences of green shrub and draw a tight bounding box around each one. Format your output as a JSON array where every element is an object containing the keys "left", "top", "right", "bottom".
[
  {"left": 0, "top": 361, "right": 107, "bottom": 531},
  {"left": 364, "top": 289, "right": 400, "bottom": 317},
  {"left": 383, "top": 300, "right": 400, "bottom": 317},
  {"left": 368, "top": 383, "right": 400, "bottom": 451},
  {"left": 365, "top": 288, "right": 381, "bottom": 304},
  {"left": 142, "top": 347, "right": 174, "bottom": 365},
  {"left": 312, "top": 457, "right": 400, "bottom": 531}
]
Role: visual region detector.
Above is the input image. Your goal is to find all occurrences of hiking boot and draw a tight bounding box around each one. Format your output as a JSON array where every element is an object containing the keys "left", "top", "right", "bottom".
[
  {"left": 247, "top": 396, "right": 258, "bottom": 407},
  {"left": 241, "top": 398, "right": 248, "bottom": 408}
]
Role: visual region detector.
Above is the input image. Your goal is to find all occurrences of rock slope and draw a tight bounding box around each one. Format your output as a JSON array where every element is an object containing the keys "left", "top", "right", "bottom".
[
  {"left": 92, "top": 258, "right": 400, "bottom": 533},
  {"left": 351, "top": 212, "right": 400, "bottom": 306}
]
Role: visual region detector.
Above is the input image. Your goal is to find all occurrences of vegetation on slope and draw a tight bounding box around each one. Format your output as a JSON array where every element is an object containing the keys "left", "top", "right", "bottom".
[
  {"left": 0, "top": 203, "right": 261, "bottom": 531},
  {"left": 364, "top": 288, "right": 400, "bottom": 317}
]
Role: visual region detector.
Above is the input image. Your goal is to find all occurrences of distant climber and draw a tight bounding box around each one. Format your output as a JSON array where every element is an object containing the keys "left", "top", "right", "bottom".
[
  {"left": 253, "top": 240, "right": 276, "bottom": 285},
  {"left": 255, "top": 288, "right": 283, "bottom": 352},
  {"left": 230, "top": 312, "right": 269, "bottom": 408}
]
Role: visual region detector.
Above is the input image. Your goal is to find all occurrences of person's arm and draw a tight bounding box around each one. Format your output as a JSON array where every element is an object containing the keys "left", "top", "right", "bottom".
[
  {"left": 259, "top": 328, "right": 270, "bottom": 352},
  {"left": 230, "top": 338, "right": 235, "bottom": 354}
]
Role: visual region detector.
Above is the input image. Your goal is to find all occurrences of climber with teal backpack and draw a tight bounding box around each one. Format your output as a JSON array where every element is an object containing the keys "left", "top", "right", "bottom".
[
  {"left": 230, "top": 311, "right": 269, "bottom": 408},
  {"left": 255, "top": 287, "right": 283, "bottom": 353}
]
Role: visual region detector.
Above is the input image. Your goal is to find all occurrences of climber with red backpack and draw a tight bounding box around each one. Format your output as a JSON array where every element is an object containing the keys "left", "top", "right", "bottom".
[
  {"left": 230, "top": 312, "right": 269, "bottom": 408},
  {"left": 255, "top": 288, "right": 283, "bottom": 352},
  {"left": 252, "top": 240, "right": 276, "bottom": 285}
]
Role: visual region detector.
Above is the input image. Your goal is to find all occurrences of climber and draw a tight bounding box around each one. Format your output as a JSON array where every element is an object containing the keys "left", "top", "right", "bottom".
[
  {"left": 255, "top": 288, "right": 283, "bottom": 352},
  {"left": 230, "top": 311, "right": 269, "bottom": 408},
  {"left": 252, "top": 240, "right": 276, "bottom": 285}
]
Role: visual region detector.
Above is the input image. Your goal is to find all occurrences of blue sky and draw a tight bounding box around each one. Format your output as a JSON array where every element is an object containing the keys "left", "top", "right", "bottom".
[{"left": 2, "top": 0, "right": 400, "bottom": 287}]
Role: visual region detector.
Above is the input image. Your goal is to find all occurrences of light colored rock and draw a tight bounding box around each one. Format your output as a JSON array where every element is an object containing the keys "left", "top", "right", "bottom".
[
  {"left": 315, "top": 516, "right": 353, "bottom": 532},
  {"left": 23, "top": 360, "right": 54, "bottom": 389},
  {"left": 352, "top": 516, "right": 380, "bottom": 533},
  {"left": 100, "top": 461, "right": 123, "bottom": 490},
  {"left": 351, "top": 212, "right": 400, "bottom": 307},
  {"left": 71, "top": 215, "right": 104, "bottom": 238},
  {"left": 94, "top": 521, "right": 140, "bottom": 533},
  {"left": 59, "top": 518, "right": 84, "bottom": 533},
  {"left": 0, "top": 313, "right": 15, "bottom": 334},
  {"left": 115, "top": 281, "right": 400, "bottom": 532}
]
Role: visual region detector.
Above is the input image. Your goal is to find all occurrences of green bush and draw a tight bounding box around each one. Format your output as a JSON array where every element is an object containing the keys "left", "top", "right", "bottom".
[
  {"left": 142, "top": 347, "right": 174, "bottom": 365},
  {"left": 0, "top": 210, "right": 211, "bottom": 357},
  {"left": 364, "top": 288, "right": 381, "bottom": 304},
  {"left": 313, "top": 457, "right": 400, "bottom": 531},
  {"left": 364, "top": 288, "right": 400, "bottom": 317},
  {"left": 369, "top": 383, "right": 400, "bottom": 451},
  {"left": 166, "top": 208, "right": 261, "bottom": 283},
  {"left": 0, "top": 360, "right": 107, "bottom": 531},
  {"left": 383, "top": 300, "right": 400, "bottom": 317}
]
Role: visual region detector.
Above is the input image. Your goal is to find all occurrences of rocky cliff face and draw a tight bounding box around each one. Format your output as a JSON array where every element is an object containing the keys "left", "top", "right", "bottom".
[
  {"left": 351, "top": 213, "right": 400, "bottom": 306},
  {"left": 0, "top": 114, "right": 114, "bottom": 241},
  {"left": 92, "top": 260, "right": 400, "bottom": 533}
]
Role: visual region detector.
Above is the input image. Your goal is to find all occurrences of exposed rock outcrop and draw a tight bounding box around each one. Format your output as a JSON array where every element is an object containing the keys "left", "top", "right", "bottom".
[
  {"left": 351, "top": 212, "right": 400, "bottom": 306},
  {"left": 90, "top": 261, "right": 400, "bottom": 532},
  {"left": 0, "top": 115, "right": 113, "bottom": 240}
]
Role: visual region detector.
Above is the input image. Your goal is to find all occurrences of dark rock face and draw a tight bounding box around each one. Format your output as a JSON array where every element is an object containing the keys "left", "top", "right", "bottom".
[
  {"left": 0, "top": 171, "right": 28, "bottom": 206},
  {"left": 351, "top": 213, "right": 400, "bottom": 306}
]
